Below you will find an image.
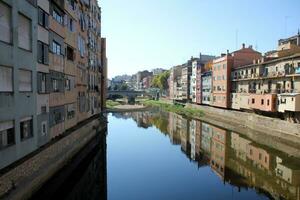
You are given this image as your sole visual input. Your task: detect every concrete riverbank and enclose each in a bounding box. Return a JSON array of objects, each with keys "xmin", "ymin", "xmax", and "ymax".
[
  {"xmin": 146, "ymin": 99, "xmax": 300, "ymax": 145},
  {"xmin": 0, "ymin": 116, "xmax": 107, "ymax": 200}
]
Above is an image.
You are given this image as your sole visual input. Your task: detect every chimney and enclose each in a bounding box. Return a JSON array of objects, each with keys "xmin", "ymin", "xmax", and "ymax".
[
  {"xmin": 242, "ymin": 43, "xmax": 245, "ymax": 49},
  {"xmin": 249, "ymin": 45, "xmax": 253, "ymax": 49},
  {"xmin": 221, "ymin": 53, "xmax": 226, "ymax": 57},
  {"xmin": 227, "ymin": 49, "xmax": 229, "ymax": 55}
]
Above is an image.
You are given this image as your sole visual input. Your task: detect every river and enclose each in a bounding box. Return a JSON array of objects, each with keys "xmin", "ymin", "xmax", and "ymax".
[{"xmin": 33, "ymin": 108, "xmax": 300, "ymax": 200}]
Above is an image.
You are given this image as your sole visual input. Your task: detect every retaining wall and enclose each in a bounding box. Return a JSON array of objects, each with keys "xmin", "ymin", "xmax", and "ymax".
[{"xmin": 0, "ymin": 117, "xmax": 107, "ymax": 200}]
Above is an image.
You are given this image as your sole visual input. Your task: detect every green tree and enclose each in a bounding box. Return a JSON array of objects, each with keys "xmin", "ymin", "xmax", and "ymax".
[{"xmin": 151, "ymin": 70, "xmax": 170, "ymax": 91}]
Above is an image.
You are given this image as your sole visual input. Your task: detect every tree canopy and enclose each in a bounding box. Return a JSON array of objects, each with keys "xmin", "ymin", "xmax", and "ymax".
[{"xmin": 151, "ymin": 71, "xmax": 170, "ymax": 91}]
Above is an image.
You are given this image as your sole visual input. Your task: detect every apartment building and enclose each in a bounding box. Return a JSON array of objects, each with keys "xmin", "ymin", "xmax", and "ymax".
[
  {"xmin": 201, "ymin": 71, "xmax": 212, "ymax": 105},
  {"xmin": 194, "ymin": 55, "xmax": 215, "ymax": 104},
  {"xmin": 212, "ymin": 45, "xmax": 261, "ymax": 108},
  {"xmin": 169, "ymin": 65, "xmax": 182, "ymax": 100},
  {"xmin": 0, "ymin": 0, "xmax": 106, "ymax": 170},
  {"xmin": 231, "ymin": 53, "xmax": 300, "ymax": 121},
  {"xmin": 0, "ymin": 0, "xmax": 38, "ymax": 170},
  {"xmin": 190, "ymin": 60, "xmax": 199, "ymax": 103}
]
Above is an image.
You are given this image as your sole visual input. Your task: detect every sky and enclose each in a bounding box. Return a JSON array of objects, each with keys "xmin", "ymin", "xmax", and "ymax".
[{"xmin": 100, "ymin": 0, "xmax": 300, "ymax": 78}]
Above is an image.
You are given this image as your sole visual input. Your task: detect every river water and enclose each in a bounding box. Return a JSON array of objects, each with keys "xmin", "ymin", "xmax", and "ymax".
[{"xmin": 34, "ymin": 108, "xmax": 300, "ymax": 200}]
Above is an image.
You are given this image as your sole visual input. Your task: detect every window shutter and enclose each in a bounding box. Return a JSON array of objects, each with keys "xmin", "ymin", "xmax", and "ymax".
[
  {"xmin": 19, "ymin": 70, "xmax": 32, "ymax": 92},
  {"xmin": 0, "ymin": 2, "xmax": 12, "ymax": 43},
  {"xmin": 44, "ymin": 44, "xmax": 49, "ymax": 65},
  {"xmin": 37, "ymin": 41, "xmax": 43, "ymax": 63},
  {"xmin": 45, "ymin": 73, "xmax": 52, "ymax": 93},
  {"xmin": 64, "ymin": 14, "xmax": 68, "ymax": 26},
  {"xmin": 45, "ymin": 13, "xmax": 49, "ymax": 28},
  {"xmin": 37, "ymin": 72, "xmax": 42, "ymax": 93},
  {"xmin": 18, "ymin": 14, "xmax": 31, "ymax": 51},
  {"xmin": 38, "ymin": 8, "xmax": 43, "ymax": 25},
  {"xmin": 0, "ymin": 66, "xmax": 13, "ymax": 92}
]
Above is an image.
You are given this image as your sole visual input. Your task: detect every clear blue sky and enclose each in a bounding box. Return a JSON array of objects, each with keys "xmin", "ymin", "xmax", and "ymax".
[{"xmin": 100, "ymin": 0, "xmax": 300, "ymax": 78}]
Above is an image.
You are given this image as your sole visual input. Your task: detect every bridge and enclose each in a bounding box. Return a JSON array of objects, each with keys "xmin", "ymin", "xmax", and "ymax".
[{"xmin": 107, "ymin": 89, "xmax": 160, "ymax": 104}]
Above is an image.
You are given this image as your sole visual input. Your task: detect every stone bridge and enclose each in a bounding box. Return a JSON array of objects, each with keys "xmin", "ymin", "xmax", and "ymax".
[{"xmin": 107, "ymin": 89, "xmax": 159, "ymax": 104}]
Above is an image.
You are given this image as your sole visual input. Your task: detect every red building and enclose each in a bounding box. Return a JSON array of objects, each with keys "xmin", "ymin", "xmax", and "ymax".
[{"xmin": 212, "ymin": 44, "xmax": 261, "ymax": 108}]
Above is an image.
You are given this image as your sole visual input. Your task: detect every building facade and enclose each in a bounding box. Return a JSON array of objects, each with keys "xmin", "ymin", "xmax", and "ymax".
[
  {"xmin": 0, "ymin": 0, "xmax": 106, "ymax": 170},
  {"xmin": 212, "ymin": 45, "xmax": 261, "ymax": 108}
]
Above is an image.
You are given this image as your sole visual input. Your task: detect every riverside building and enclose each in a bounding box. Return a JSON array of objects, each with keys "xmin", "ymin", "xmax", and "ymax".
[{"xmin": 0, "ymin": 0, "xmax": 107, "ymax": 170}]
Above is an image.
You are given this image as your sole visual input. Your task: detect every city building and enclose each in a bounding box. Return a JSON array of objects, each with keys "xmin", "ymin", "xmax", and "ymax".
[
  {"xmin": 0, "ymin": 0, "xmax": 39, "ymax": 170},
  {"xmin": 136, "ymin": 70, "xmax": 153, "ymax": 90},
  {"xmin": 169, "ymin": 65, "xmax": 182, "ymax": 100},
  {"xmin": 142, "ymin": 75, "xmax": 153, "ymax": 90},
  {"xmin": 201, "ymin": 71, "xmax": 212, "ymax": 105},
  {"xmin": 231, "ymin": 42, "xmax": 300, "ymax": 122},
  {"xmin": 0, "ymin": 0, "xmax": 106, "ymax": 170},
  {"xmin": 212, "ymin": 44, "xmax": 261, "ymax": 108}
]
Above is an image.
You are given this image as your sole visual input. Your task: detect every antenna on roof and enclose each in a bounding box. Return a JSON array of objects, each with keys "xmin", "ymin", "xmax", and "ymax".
[{"xmin": 235, "ymin": 29, "xmax": 238, "ymax": 50}]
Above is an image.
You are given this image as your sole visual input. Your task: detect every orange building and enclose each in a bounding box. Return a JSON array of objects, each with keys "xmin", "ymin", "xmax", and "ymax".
[{"xmin": 212, "ymin": 44, "xmax": 261, "ymax": 108}]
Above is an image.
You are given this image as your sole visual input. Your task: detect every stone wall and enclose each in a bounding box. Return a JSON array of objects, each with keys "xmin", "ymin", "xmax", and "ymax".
[
  {"xmin": 186, "ymin": 103, "xmax": 300, "ymax": 139},
  {"xmin": 0, "ymin": 118, "xmax": 107, "ymax": 200}
]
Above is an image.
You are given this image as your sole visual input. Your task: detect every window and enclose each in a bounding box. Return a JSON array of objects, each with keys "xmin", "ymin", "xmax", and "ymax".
[
  {"xmin": 68, "ymin": 17, "xmax": 74, "ymax": 32},
  {"xmin": 65, "ymin": 79, "xmax": 70, "ymax": 91},
  {"xmin": 54, "ymin": 110, "xmax": 63, "ymax": 124},
  {"xmin": 0, "ymin": 66, "xmax": 13, "ymax": 92},
  {"xmin": 53, "ymin": 9, "xmax": 63, "ymax": 24},
  {"xmin": 66, "ymin": 46, "xmax": 74, "ymax": 61},
  {"xmin": 20, "ymin": 117, "xmax": 33, "ymax": 141},
  {"xmin": 292, "ymin": 97, "xmax": 294, "ymax": 101},
  {"xmin": 41, "ymin": 121, "xmax": 47, "ymax": 136},
  {"xmin": 52, "ymin": 79, "xmax": 59, "ymax": 92},
  {"xmin": 66, "ymin": 104, "xmax": 75, "ymax": 119},
  {"xmin": 19, "ymin": 69, "xmax": 32, "ymax": 92},
  {"xmin": 41, "ymin": 106, "xmax": 47, "ymax": 114},
  {"xmin": 0, "ymin": 121, "xmax": 15, "ymax": 149},
  {"xmin": 38, "ymin": 8, "xmax": 49, "ymax": 28},
  {"xmin": 252, "ymin": 98, "xmax": 255, "ymax": 104},
  {"xmin": 259, "ymin": 153, "xmax": 262, "ymax": 160},
  {"xmin": 18, "ymin": 14, "xmax": 32, "ymax": 50},
  {"xmin": 68, "ymin": 0, "xmax": 75, "ymax": 10},
  {"xmin": 267, "ymin": 99, "xmax": 270, "ymax": 106},
  {"xmin": 0, "ymin": 2, "xmax": 12, "ymax": 43},
  {"xmin": 38, "ymin": 41, "xmax": 49, "ymax": 64},
  {"xmin": 52, "ymin": 41, "xmax": 61, "ymax": 55},
  {"xmin": 37, "ymin": 72, "xmax": 46, "ymax": 93},
  {"xmin": 250, "ymin": 149, "xmax": 253, "ymax": 155},
  {"xmin": 261, "ymin": 99, "xmax": 264, "ymax": 105},
  {"xmin": 78, "ymin": 35, "xmax": 85, "ymax": 57}
]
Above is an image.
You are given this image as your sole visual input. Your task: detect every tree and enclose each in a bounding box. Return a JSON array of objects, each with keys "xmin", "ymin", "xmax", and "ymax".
[{"xmin": 151, "ymin": 70, "xmax": 170, "ymax": 91}]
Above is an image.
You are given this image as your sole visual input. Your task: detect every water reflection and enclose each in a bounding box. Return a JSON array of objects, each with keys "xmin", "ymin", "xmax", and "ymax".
[{"xmin": 112, "ymin": 110, "xmax": 300, "ymax": 200}]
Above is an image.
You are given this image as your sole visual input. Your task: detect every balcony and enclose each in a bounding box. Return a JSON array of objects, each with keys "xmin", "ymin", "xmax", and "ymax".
[
  {"xmin": 277, "ymin": 93, "xmax": 300, "ymax": 112},
  {"xmin": 49, "ymin": 17, "xmax": 66, "ymax": 39},
  {"xmin": 49, "ymin": 53, "xmax": 64, "ymax": 72},
  {"xmin": 249, "ymin": 93, "xmax": 277, "ymax": 112}
]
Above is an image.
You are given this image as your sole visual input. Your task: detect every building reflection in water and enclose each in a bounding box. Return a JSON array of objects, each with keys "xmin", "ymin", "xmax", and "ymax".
[
  {"xmin": 112, "ymin": 110, "xmax": 300, "ymax": 200},
  {"xmin": 30, "ymin": 132, "xmax": 107, "ymax": 200}
]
